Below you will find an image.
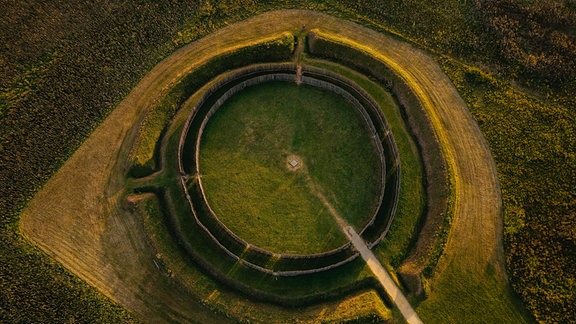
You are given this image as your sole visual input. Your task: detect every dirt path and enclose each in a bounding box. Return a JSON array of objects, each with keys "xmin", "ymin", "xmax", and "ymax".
[
  {"xmin": 20, "ymin": 9, "xmax": 514, "ymax": 322},
  {"xmin": 294, "ymin": 35, "xmax": 304, "ymax": 84},
  {"xmin": 296, "ymin": 64, "xmax": 303, "ymax": 84},
  {"xmin": 310, "ymin": 183, "xmax": 422, "ymax": 324}
]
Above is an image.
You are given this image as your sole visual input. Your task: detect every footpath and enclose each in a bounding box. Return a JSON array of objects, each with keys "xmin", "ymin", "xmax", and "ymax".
[
  {"xmin": 344, "ymin": 225, "xmax": 423, "ymax": 324},
  {"xmin": 309, "ymin": 184, "xmax": 423, "ymax": 324}
]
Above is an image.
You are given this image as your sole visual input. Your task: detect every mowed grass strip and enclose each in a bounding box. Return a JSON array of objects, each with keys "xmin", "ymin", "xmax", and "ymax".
[{"xmin": 199, "ymin": 81, "xmax": 381, "ymax": 254}]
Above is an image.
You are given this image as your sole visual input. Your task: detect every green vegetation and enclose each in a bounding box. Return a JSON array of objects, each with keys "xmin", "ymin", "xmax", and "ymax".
[
  {"xmin": 133, "ymin": 71, "xmax": 380, "ymax": 308},
  {"xmin": 136, "ymin": 192, "xmax": 391, "ymax": 321},
  {"xmin": 126, "ymin": 60, "xmax": 419, "ymax": 319},
  {"xmin": 306, "ymin": 31, "xmax": 448, "ymax": 277},
  {"xmin": 329, "ymin": 1, "xmax": 575, "ymax": 320},
  {"xmin": 2, "ymin": 0, "xmax": 574, "ymax": 322},
  {"xmin": 316, "ymin": 2, "xmax": 576, "ymax": 320},
  {"xmin": 329, "ymin": 0, "xmax": 576, "ymax": 93},
  {"xmin": 0, "ymin": 234, "xmax": 133, "ymax": 322},
  {"xmin": 199, "ymin": 81, "xmax": 380, "ymax": 253},
  {"xmin": 306, "ymin": 26, "xmax": 527, "ymax": 322}
]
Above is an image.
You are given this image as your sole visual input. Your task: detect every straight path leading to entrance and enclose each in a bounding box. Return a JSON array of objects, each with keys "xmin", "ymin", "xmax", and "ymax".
[
  {"xmin": 344, "ymin": 225, "xmax": 423, "ymax": 324},
  {"xmin": 309, "ymin": 183, "xmax": 422, "ymax": 324}
]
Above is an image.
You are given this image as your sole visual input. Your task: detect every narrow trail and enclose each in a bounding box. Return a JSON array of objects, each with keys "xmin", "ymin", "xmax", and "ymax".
[
  {"xmin": 296, "ymin": 64, "xmax": 303, "ymax": 84},
  {"xmin": 293, "ymin": 34, "xmax": 306, "ymax": 63},
  {"xmin": 308, "ymin": 182, "xmax": 422, "ymax": 324},
  {"xmin": 345, "ymin": 226, "xmax": 422, "ymax": 324},
  {"xmin": 294, "ymin": 35, "xmax": 304, "ymax": 84}
]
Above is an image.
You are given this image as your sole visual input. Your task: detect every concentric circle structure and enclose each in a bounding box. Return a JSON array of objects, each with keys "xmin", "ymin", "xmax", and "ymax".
[
  {"xmin": 178, "ymin": 63, "xmax": 400, "ymax": 276},
  {"xmin": 18, "ymin": 9, "xmax": 519, "ymax": 322}
]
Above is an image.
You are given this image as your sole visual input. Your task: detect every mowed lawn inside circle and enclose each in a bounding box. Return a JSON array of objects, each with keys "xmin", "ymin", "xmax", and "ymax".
[{"xmin": 199, "ymin": 81, "xmax": 382, "ymax": 254}]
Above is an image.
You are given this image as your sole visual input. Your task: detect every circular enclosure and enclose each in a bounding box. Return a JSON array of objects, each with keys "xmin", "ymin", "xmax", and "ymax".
[
  {"xmin": 198, "ymin": 81, "xmax": 382, "ymax": 254},
  {"xmin": 178, "ymin": 64, "xmax": 400, "ymax": 275}
]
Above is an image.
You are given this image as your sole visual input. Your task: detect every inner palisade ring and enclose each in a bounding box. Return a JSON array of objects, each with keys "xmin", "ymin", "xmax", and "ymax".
[
  {"xmin": 198, "ymin": 80, "xmax": 381, "ymax": 254},
  {"xmin": 179, "ymin": 64, "xmax": 399, "ymax": 275}
]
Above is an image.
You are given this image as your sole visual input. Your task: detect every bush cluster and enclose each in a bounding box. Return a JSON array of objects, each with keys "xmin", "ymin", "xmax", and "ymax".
[
  {"xmin": 331, "ymin": 0, "xmax": 576, "ymax": 92},
  {"xmin": 475, "ymin": 0, "xmax": 576, "ymax": 90}
]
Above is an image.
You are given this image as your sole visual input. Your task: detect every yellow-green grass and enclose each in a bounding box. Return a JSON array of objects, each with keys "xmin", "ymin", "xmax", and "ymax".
[
  {"xmin": 128, "ymin": 107, "xmax": 168, "ymax": 175},
  {"xmin": 199, "ymin": 81, "xmax": 381, "ymax": 254},
  {"xmin": 123, "ymin": 57, "xmax": 376, "ymax": 301},
  {"xmin": 19, "ymin": 10, "xmax": 525, "ymax": 322}
]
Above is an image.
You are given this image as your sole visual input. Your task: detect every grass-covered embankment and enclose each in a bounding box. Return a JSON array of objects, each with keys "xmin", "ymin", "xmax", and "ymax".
[
  {"xmin": 130, "ymin": 65, "xmax": 386, "ymax": 317},
  {"xmin": 128, "ymin": 33, "xmax": 295, "ymax": 177},
  {"xmin": 301, "ymin": 57, "xmax": 428, "ymax": 275},
  {"xmin": 306, "ymin": 29, "xmax": 448, "ymax": 282}
]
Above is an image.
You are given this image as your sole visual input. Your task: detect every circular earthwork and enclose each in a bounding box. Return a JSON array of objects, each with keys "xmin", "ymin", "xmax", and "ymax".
[{"xmin": 177, "ymin": 63, "xmax": 400, "ymax": 276}]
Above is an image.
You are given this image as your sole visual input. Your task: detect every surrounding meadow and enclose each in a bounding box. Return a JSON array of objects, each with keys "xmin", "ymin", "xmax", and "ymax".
[
  {"xmin": 1, "ymin": 0, "xmax": 574, "ymax": 322},
  {"xmin": 199, "ymin": 81, "xmax": 381, "ymax": 254}
]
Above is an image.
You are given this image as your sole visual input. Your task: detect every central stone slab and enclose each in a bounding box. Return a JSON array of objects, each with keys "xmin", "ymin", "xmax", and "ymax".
[{"xmin": 286, "ymin": 154, "xmax": 303, "ymax": 171}]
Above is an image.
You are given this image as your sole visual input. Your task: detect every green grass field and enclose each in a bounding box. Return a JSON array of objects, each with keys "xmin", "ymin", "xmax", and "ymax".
[
  {"xmin": 17, "ymin": 12, "xmax": 508, "ymax": 321},
  {"xmin": 199, "ymin": 81, "xmax": 381, "ymax": 254}
]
